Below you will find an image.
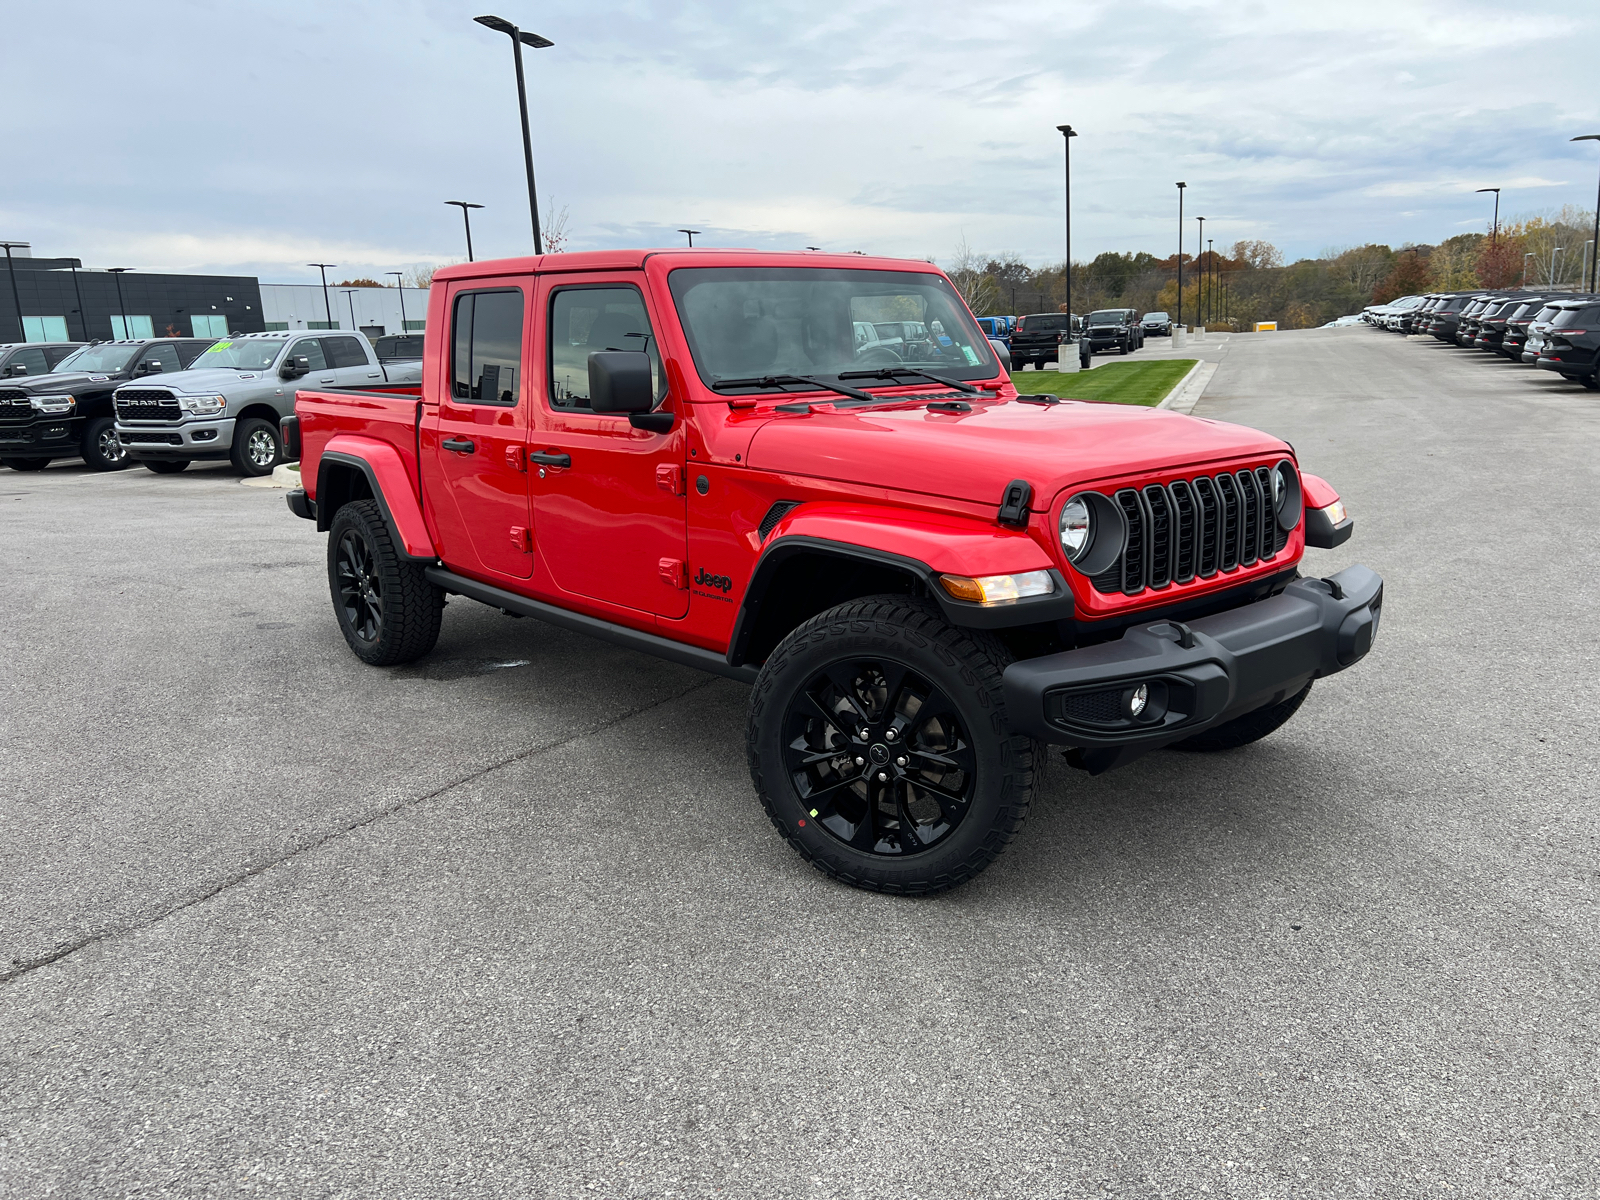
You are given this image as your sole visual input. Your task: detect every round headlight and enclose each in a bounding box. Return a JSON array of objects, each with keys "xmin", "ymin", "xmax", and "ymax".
[
  {"xmin": 1271, "ymin": 459, "xmax": 1302, "ymax": 531},
  {"xmin": 1059, "ymin": 496, "xmax": 1092, "ymax": 562}
]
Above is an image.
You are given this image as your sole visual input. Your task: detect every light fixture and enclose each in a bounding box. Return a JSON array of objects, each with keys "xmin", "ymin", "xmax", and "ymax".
[{"xmin": 938, "ymin": 570, "xmax": 1055, "ymax": 605}]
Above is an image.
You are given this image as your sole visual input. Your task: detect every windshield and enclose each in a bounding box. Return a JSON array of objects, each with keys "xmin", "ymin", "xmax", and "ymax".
[
  {"xmin": 188, "ymin": 338, "xmax": 288, "ymax": 371},
  {"xmin": 1144, "ymin": 312, "xmax": 1168, "ymax": 320},
  {"xmin": 53, "ymin": 344, "xmax": 139, "ymax": 373},
  {"xmin": 668, "ymin": 267, "xmax": 996, "ymax": 386}
]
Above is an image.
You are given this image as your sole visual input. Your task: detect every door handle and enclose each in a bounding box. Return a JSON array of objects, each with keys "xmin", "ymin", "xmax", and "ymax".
[
  {"xmin": 528, "ymin": 450, "xmax": 571, "ymax": 468},
  {"xmin": 442, "ymin": 438, "xmax": 476, "ymax": 453},
  {"xmin": 319, "ymin": 376, "xmax": 335, "ymax": 384}
]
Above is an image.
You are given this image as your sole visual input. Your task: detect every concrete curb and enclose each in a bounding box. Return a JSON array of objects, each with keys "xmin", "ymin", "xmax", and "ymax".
[
  {"xmin": 1158, "ymin": 361, "xmax": 1218, "ymax": 414},
  {"xmin": 240, "ymin": 463, "xmax": 301, "ymax": 490},
  {"xmin": 1156, "ymin": 359, "xmax": 1206, "ymax": 409}
]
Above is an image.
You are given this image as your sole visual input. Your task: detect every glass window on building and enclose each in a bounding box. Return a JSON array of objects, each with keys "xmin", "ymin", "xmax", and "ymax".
[
  {"xmin": 404, "ymin": 319, "xmax": 427, "ymax": 331},
  {"xmin": 308, "ymin": 320, "xmax": 338, "ymax": 330},
  {"xmin": 264, "ymin": 322, "xmax": 289, "ymax": 332},
  {"xmin": 191, "ymin": 314, "xmax": 229, "ymax": 337},
  {"xmin": 22, "ymin": 316, "xmax": 71, "ymax": 342},
  {"xmin": 111, "ymin": 315, "xmax": 155, "ymax": 339}
]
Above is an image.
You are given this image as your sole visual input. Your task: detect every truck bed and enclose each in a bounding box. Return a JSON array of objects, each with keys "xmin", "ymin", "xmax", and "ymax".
[{"xmin": 295, "ymin": 385, "xmax": 422, "ymax": 509}]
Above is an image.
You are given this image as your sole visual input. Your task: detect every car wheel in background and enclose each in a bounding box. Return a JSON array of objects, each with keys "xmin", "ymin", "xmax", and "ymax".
[
  {"xmin": 231, "ymin": 417, "xmax": 280, "ymax": 477},
  {"xmin": 143, "ymin": 460, "xmax": 189, "ymax": 474},
  {"xmin": 81, "ymin": 417, "xmax": 129, "ymax": 471},
  {"xmin": 1, "ymin": 457, "xmax": 50, "ymax": 471},
  {"xmin": 746, "ymin": 595, "xmax": 1036, "ymax": 895},
  {"xmin": 327, "ymin": 498, "xmax": 443, "ymax": 666},
  {"xmin": 1580, "ymin": 376, "xmax": 1599, "ymax": 391}
]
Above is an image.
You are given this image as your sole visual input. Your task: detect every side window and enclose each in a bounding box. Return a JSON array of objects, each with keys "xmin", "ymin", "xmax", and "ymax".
[
  {"xmin": 11, "ymin": 348, "xmax": 49, "ymax": 376},
  {"xmin": 143, "ymin": 344, "xmax": 183, "ymax": 373},
  {"xmin": 451, "ymin": 289, "xmax": 524, "ymax": 406},
  {"xmin": 548, "ymin": 286, "xmax": 663, "ymax": 410},
  {"xmin": 325, "ymin": 336, "xmax": 369, "ymax": 369},
  {"xmin": 289, "ymin": 338, "xmax": 328, "ymax": 371}
]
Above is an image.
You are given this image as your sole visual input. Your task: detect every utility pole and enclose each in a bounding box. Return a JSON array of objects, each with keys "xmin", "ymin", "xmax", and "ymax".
[
  {"xmin": 1057, "ymin": 124, "xmax": 1077, "ymax": 336},
  {"xmin": 386, "ymin": 271, "xmax": 408, "ymax": 331},
  {"xmin": 107, "ymin": 267, "xmax": 133, "ymax": 338},
  {"xmin": 1175, "ymin": 183, "xmax": 1186, "ymax": 330},
  {"xmin": 475, "ymin": 15, "xmax": 554, "ymax": 254},
  {"xmin": 308, "ymin": 264, "xmax": 336, "ymax": 328}
]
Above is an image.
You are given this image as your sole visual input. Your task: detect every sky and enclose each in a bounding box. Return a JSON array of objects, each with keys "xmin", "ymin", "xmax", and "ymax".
[{"xmin": 3, "ymin": 0, "xmax": 1598, "ymax": 285}]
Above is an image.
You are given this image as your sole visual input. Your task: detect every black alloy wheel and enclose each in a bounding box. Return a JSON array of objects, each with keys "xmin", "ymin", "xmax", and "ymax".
[
  {"xmin": 747, "ymin": 596, "xmax": 1035, "ymax": 894},
  {"xmin": 782, "ymin": 659, "xmax": 977, "ymax": 857},
  {"xmin": 336, "ymin": 524, "xmax": 384, "ymax": 646},
  {"xmin": 82, "ymin": 417, "xmax": 129, "ymax": 471}
]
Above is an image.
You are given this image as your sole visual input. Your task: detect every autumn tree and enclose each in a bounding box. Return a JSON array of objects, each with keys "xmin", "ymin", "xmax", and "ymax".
[
  {"xmin": 1372, "ymin": 251, "xmax": 1430, "ymax": 303},
  {"xmin": 335, "ymin": 278, "xmax": 384, "ymax": 288}
]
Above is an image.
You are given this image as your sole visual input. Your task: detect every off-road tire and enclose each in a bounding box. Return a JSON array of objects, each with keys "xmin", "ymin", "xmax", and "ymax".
[
  {"xmin": 328, "ymin": 498, "xmax": 443, "ymax": 666},
  {"xmin": 1171, "ymin": 680, "xmax": 1313, "ymax": 753},
  {"xmin": 747, "ymin": 595, "xmax": 1035, "ymax": 895},
  {"xmin": 1, "ymin": 457, "xmax": 50, "ymax": 471},
  {"xmin": 81, "ymin": 417, "xmax": 128, "ymax": 471},
  {"xmin": 232, "ymin": 416, "xmax": 280, "ymax": 476},
  {"xmin": 143, "ymin": 459, "xmax": 189, "ymax": 474}
]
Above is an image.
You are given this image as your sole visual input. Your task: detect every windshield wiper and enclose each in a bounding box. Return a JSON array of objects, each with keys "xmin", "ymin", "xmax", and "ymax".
[
  {"xmin": 836, "ymin": 367, "xmax": 981, "ymax": 395},
  {"xmin": 710, "ymin": 374, "xmax": 875, "ymax": 403}
]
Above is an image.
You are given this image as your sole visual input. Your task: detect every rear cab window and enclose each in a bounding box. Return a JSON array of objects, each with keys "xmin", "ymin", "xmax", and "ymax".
[{"xmin": 452, "ymin": 290, "xmax": 525, "ymax": 405}]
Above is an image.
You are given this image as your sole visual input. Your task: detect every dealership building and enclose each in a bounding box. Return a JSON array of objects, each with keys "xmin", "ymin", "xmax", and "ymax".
[{"xmin": 1, "ymin": 242, "xmax": 428, "ymax": 345}]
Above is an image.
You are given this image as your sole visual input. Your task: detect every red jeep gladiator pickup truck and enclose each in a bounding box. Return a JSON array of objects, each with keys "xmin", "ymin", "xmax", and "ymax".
[{"xmin": 284, "ymin": 249, "xmax": 1380, "ymax": 894}]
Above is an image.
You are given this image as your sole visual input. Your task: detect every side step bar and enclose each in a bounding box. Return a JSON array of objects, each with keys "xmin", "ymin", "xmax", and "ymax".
[{"xmin": 424, "ymin": 567, "xmax": 758, "ymax": 685}]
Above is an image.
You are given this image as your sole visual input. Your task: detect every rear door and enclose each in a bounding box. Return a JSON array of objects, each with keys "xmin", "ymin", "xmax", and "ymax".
[
  {"xmin": 433, "ymin": 280, "xmax": 534, "ymax": 581},
  {"xmin": 529, "ymin": 274, "xmax": 688, "ymax": 619},
  {"xmin": 324, "ymin": 334, "xmax": 384, "ymax": 387}
]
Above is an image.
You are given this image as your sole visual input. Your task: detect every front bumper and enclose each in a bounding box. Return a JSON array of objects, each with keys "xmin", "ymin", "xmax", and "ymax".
[
  {"xmin": 116, "ymin": 417, "xmax": 235, "ymax": 460},
  {"xmin": 1003, "ymin": 564, "xmax": 1383, "ymax": 769},
  {"xmin": 0, "ymin": 416, "xmax": 83, "ymax": 457}
]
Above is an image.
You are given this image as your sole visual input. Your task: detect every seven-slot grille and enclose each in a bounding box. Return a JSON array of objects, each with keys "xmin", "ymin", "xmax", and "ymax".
[
  {"xmin": 1090, "ymin": 466, "xmax": 1291, "ymax": 596},
  {"xmin": 0, "ymin": 387, "xmax": 31, "ymax": 418},
  {"xmin": 115, "ymin": 389, "xmax": 180, "ymax": 421}
]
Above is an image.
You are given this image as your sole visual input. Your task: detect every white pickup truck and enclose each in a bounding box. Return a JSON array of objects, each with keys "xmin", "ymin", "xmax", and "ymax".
[{"xmin": 112, "ymin": 330, "xmax": 423, "ymax": 476}]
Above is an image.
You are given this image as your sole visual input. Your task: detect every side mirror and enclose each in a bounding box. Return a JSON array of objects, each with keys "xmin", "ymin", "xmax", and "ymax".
[
  {"xmin": 587, "ymin": 351, "xmax": 653, "ymax": 414},
  {"xmin": 5, "ymin": 363, "xmax": 26, "ymax": 376},
  {"xmin": 280, "ymin": 355, "xmax": 310, "ymax": 380},
  {"xmin": 140, "ymin": 359, "xmax": 164, "ymax": 374}
]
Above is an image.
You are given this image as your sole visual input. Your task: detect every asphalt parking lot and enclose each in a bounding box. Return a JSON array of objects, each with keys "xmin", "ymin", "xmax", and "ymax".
[{"xmin": 3, "ymin": 328, "xmax": 1597, "ymax": 1198}]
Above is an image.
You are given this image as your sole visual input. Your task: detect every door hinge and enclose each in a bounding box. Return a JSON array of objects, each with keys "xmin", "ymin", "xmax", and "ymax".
[
  {"xmin": 510, "ymin": 525, "xmax": 533, "ymax": 552},
  {"xmin": 658, "ymin": 557, "xmax": 688, "ymax": 589},
  {"xmin": 506, "ymin": 445, "xmax": 526, "ymax": 471},
  {"xmin": 656, "ymin": 463, "xmax": 683, "ymax": 495}
]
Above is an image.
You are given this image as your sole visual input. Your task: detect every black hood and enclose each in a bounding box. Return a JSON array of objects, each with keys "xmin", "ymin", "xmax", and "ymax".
[{"xmin": 0, "ymin": 369, "xmax": 131, "ymax": 394}]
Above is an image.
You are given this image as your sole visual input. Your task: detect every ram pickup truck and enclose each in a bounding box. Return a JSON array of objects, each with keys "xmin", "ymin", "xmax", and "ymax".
[
  {"xmin": 1008, "ymin": 312, "xmax": 1076, "ymax": 369},
  {"xmin": 0, "ymin": 337, "xmax": 215, "ymax": 471},
  {"xmin": 113, "ymin": 329, "xmax": 423, "ymax": 476},
  {"xmin": 285, "ymin": 249, "xmax": 1382, "ymax": 895}
]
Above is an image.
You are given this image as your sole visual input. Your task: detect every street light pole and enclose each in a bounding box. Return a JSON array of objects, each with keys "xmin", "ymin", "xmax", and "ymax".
[
  {"xmin": 1176, "ymin": 183, "xmax": 1186, "ymax": 330},
  {"xmin": 1207, "ymin": 238, "xmax": 1214, "ymax": 324},
  {"xmin": 1523, "ymin": 252, "xmax": 1534, "ymax": 288},
  {"xmin": 1195, "ymin": 217, "xmax": 1205, "ymax": 324},
  {"xmin": 307, "ymin": 264, "xmax": 336, "ymax": 328},
  {"xmin": 1056, "ymin": 124, "xmax": 1077, "ymax": 336},
  {"xmin": 474, "ymin": 15, "xmax": 554, "ymax": 254},
  {"xmin": 107, "ymin": 267, "xmax": 132, "ymax": 339},
  {"xmin": 678, "ymin": 229, "xmax": 701, "ymax": 247},
  {"xmin": 1573, "ymin": 136, "xmax": 1600, "ymax": 292},
  {"xmin": 0, "ymin": 242, "xmax": 27, "ymax": 342},
  {"xmin": 343, "ymin": 290, "xmax": 358, "ymax": 332},
  {"xmin": 445, "ymin": 201, "xmax": 483, "ymax": 262},
  {"xmin": 1474, "ymin": 187, "xmax": 1501, "ymax": 244},
  {"xmin": 386, "ymin": 271, "xmax": 408, "ymax": 331}
]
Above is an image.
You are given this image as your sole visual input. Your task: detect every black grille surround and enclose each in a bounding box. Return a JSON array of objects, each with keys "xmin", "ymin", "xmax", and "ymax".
[
  {"xmin": 1088, "ymin": 465, "xmax": 1292, "ymax": 597},
  {"xmin": 115, "ymin": 389, "xmax": 181, "ymax": 422}
]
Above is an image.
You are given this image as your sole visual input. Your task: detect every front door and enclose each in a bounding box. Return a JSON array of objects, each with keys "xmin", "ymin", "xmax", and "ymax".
[
  {"xmin": 434, "ymin": 282, "xmax": 534, "ymax": 580},
  {"xmin": 530, "ymin": 275, "xmax": 688, "ymax": 619}
]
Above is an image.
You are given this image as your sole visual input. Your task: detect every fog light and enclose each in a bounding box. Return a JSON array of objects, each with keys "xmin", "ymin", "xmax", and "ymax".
[
  {"xmin": 939, "ymin": 570, "xmax": 1054, "ymax": 605},
  {"xmin": 1128, "ymin": 683, "xmax": 1148, "ymax": 717}
]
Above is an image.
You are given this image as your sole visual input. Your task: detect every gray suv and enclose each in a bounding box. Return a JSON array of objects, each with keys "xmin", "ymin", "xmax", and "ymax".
[{"xmin": 113, "ymin": 331, "xmax": 422, "ymax": 476}]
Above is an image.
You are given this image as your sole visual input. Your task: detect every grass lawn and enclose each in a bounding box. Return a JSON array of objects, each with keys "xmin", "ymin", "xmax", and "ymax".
[{"xmin": 1009, "ymin": 358, "xmax": 1197, "ymax": 406}]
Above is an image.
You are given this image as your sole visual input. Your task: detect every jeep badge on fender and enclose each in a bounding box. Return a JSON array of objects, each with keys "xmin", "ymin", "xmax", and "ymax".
[{"xmin": 286, "ymin": 248, "xmax": 1381, "ymax": 896}]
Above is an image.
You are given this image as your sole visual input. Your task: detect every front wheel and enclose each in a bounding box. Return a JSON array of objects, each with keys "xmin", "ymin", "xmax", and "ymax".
[
  {"xmin": 1171, "ymin": 680, "xmax": 1312, "ymax": 752},
  {"xmin": 81, "ymin": 417, "xmax": 129, "ymax": 471},
  {"xmin": 327, "ymin": 499, "xmax": 443, "ymax": 666},
  {"xmin": 1, "ymin": 457, "xmax": 50, "ymax": 471},
  {"xmin": 746, "ymin": 596, "xmax": 1035, "ymax": 894},
  {"xmin": 232, "ymin": 416, "xmax": 280, "ymax": 476}
]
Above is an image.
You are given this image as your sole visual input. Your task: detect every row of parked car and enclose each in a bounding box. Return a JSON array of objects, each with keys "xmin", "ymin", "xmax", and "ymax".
[
  {"xmin": 976, "ymin": 309, "xmax": 1175, "ymax": 370},
  {"xmin": 0, "ymin": 331, "xmax": 424, "ymax": 474},
  {"xmin": 1361, "ymin": 291, "xmax": 1600, "ymax": 390}
]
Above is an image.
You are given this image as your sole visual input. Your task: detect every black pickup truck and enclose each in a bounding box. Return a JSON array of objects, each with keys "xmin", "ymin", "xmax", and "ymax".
[
  {"xmin": 1009, "ymin": 312, "xmax": 1077, "ymax": 369},
  {"xmin": 0, "ymin": 337, "xmax": 215, "ymax": 471},
  {"xmin": 0, "ymin": 342, "xmax": 84, "ymax": 379}
]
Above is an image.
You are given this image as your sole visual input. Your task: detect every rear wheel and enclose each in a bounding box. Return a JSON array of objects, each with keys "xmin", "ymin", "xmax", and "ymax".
[
  {"xmin": 328, "ymin": 499, "xmax": 443, "ymax": 666},
  {"xmin": 81, "ymin": 417, "xmax": 129, "ymax": 471},
  {"xmin": 747, "ymin": 596, "xmax": 1035, "ymax": 894},
  {"xmin": 1, "ymin": 457, "xmax": 50, "ymax": 471},
  {"xmin": 232, "ymin": 416, "xmax": 280, "ymax": 476},
  {"xmin": 143, "ymin": 459, "xmax": 189, "ymax": 474},
  {"xmin": 1171, "ymin": 681, "xmax": 1313, "ymax": 752},
  {"xmin": 1578, "ymin": 375, "xmax": 1599, "ymax": 391}
]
